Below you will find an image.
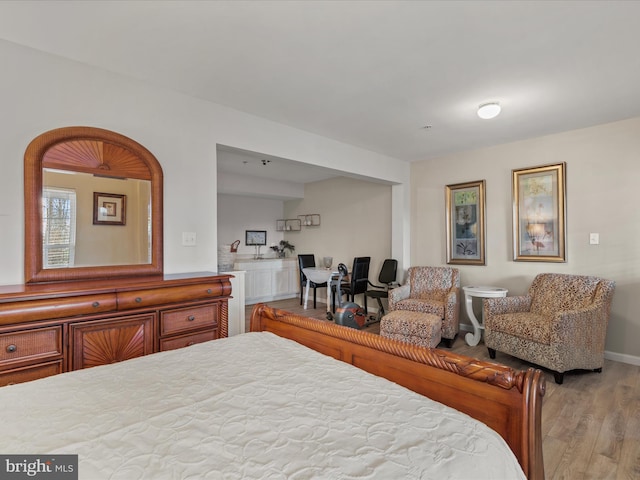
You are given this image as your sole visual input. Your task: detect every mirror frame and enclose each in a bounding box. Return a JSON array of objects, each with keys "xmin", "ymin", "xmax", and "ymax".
[{"xmin": 24, "ymin": 126, "xmax": 163, "ymax": 284}]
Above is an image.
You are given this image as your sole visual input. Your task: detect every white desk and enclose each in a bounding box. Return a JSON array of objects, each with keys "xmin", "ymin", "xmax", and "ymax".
[
  {"xmin": 302, "ymin": 267, "xmax": 338, "ymax": 312},
  {"xmin": 463, "ymin": 285, "xmax": 508, "ymax": 346}
]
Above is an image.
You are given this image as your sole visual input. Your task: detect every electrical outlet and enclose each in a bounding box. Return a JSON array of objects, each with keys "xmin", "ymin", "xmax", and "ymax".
[
  {"xmin": 182, "ymin": 232, "xmax": 197, "ymax": 246},
  {"xmin": 589, "ymin": 233, "xmax": 599, "ymax": 245}
]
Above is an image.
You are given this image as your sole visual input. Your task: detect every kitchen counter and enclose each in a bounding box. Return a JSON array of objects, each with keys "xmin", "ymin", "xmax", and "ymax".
[
  {"xmin": 233, "ymin": 257, "xmax": 298, "ymax": 304},
  {"xmin": 234, "ymin": 256, "xmax": 297, "ymax": 266}
]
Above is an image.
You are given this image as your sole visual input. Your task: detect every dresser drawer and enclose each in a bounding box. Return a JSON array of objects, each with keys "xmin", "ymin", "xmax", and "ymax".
[
  {"xmin": 0, "ymin": 326, "xmax": 63, "ymax": 366},
  {"xmin": 160, "ymin": 304, "xmax": 218, "ymax": 336},
  {"xmin": 159, "ymin": 330, "xmax": 216, "ymax": 352},
  {"xmin": 0, "ymin": 360, "xmax": 63, "ymax": 386},
  {"xmin": 70, "ymin": 314, "xmax": 155, "ymax": 370},
  {"xmin": 0, "ymin": 293, "xmax": 117, "ymax": 325},
  {"xmin": 118, "ymin": 283, "xmax": 224, "ymax": 310}
]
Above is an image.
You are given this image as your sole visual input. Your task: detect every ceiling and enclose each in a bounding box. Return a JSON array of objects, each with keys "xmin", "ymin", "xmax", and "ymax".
[
  {"xmin": 216, "ymin": 145, "xmax": 345, "ymax": 184},
  {"xmin": 2, "ymin": 1, "xmax": 640, "ymax": 183}
]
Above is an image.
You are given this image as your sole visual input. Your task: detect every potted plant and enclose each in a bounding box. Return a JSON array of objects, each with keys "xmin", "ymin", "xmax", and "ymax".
[{"xmin": 270, "ymin": 240, "xmax": 295, "ymax": 258}]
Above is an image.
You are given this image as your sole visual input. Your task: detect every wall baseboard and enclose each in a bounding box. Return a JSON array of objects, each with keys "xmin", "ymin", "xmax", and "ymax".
[
  {"xmin": 604, "ymin": 350, "xmax": 640, "ymax": 367},
  {"xmin": 459, "ymin": 324, "xmax": 473, "ymax": 333}
]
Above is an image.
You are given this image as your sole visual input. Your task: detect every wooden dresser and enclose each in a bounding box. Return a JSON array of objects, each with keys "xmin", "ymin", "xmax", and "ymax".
[{"xmin": 0, "ymin": 272, "xmax": 232, "ymax": 386}]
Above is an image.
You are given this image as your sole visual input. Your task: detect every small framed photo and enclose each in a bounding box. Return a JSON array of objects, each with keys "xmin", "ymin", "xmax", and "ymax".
[
  {"xmin": 93, "ymin": 192, "xmax": 126, "ymax": 226},
  {"xmin": 512, "ymin": 163, "xmax": 566, "ymax": 262},
  {"xmin": 445, "ymin": 180, "xmax": 486, "ymax": 265},
  {"xmin": 245, "ymin": 230, "xmax": 267, "ymax": 246}
]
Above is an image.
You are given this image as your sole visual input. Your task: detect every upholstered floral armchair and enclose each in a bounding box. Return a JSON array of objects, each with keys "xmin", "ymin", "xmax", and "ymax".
[
  {"xmin": 388, "ymin": 266, "xmax": 460, "ymax": 347},
  {"xmin": 484, "ymin": 273, "xmax": 615, "ymax": 384}
]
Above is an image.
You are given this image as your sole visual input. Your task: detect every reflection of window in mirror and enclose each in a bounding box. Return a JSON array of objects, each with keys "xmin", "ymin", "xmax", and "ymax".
[{"xmin": 42, "ymin": 187, "xmax": 77, "ymax": 268}]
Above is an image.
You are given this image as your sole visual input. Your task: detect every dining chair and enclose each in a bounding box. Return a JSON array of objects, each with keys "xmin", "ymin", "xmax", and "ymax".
[{"xmin": 298, "ymin": 254, "xmax": 326, "ymax": 309}]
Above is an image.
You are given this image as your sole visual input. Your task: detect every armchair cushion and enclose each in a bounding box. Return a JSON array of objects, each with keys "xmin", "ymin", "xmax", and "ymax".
[
  {"xmin": 393, "ymin": 298, "xmax": 444, "ymax": 319},
  {"xmin": 529, "ymin": 274, "xmax": 600, "ymax": 316},
  {"xmin": 487, "ymin": 312, "xmax": 551, "ymax": 345},
  {"xmin": 409, "ymin": 267, "xmax": 456, "ymax": 300}
]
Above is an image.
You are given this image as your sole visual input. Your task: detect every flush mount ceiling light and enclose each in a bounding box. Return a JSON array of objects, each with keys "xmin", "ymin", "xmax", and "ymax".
[{"xmin": 477, "ymin": 102, "xmax": 501, "ymax": 120}]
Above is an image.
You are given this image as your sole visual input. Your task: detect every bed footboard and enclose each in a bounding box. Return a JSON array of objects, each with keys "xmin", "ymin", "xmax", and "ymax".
[{"xmin": 250, "ymin": 303, "xmax": 545, "ymax": 480}]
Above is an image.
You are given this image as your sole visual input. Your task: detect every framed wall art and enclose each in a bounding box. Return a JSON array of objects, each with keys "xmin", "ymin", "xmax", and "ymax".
[
  {"xmin": 245, "ymin": 230, "xmax": 267, "ymax": 246},
  {"xmin": 512, "ymin": 163, "xmax": 566, "ymax": 262},
  {"xmin": 445, "ymin": 180, "xmax": 486, "ymax": 265},
  {"xmin": 93, "ymin": 192, "xmax": 126, "ymax": 226}
]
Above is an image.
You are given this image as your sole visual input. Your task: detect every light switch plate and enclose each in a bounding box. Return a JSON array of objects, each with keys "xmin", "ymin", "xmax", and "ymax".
[
  {"xmin": 589, "ymin": 233, "xmax": 599, "ymax": 245},
  {"xmin": 182, "ymin": 232, "xmax": 197, "ymax": 246}
]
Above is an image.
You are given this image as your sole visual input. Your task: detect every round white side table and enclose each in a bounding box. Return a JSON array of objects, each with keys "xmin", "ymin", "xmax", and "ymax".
[{"xmin": 462, "ymin": 285, "xmax": 508, "ymax": 346}]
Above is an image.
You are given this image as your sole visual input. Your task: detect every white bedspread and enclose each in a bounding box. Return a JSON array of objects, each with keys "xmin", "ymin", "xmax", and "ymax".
[{"xmin": 1, "ymin": 332, "xmax": 525, "ymax": 479}]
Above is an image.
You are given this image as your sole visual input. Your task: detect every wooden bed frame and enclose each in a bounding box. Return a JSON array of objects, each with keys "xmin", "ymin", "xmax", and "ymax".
[{"xmin": 250, "ymin": 304, "xmax": 546, "ymax": 480}]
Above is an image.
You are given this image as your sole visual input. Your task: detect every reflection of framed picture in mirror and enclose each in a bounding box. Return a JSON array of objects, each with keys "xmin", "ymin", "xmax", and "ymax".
[
  {"xmin": 94, "ymin": 192, "xmax": 126, "ymax": 225},
  {"xmin": 245, "ymin": 230, "xmax": 267, "ymax": 246}
]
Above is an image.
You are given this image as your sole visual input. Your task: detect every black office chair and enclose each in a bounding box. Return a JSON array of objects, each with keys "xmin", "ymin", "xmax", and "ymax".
[
  {"xmin": 364, "ymin": 259, "xmax": 398, "ymax": 320},
  {"xmin": 298, "ymin": 254, "xmax": 326, "ymax": 309},
  {"xmin": 331, "ymin": 256, "xmax": 370, "ymax": 313}
]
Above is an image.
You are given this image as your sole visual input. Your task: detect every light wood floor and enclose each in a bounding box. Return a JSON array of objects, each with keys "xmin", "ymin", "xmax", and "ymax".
[{"xmin": 246, "ymin": 298, "xmax": 640, "ymax": 480}]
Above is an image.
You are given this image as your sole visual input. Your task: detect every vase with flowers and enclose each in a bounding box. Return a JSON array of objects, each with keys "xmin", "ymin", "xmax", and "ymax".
[{"xmin": 270, "ymin": 240, "xmax": 295, "ymax": 258}]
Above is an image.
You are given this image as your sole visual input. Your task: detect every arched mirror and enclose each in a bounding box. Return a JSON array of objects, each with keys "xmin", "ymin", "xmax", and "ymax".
[{"xmin": 24, "ymin": 126, "xmax": 163, "ymax": 283}]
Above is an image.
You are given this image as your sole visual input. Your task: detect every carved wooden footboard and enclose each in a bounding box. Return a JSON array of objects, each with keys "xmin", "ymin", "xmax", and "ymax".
[{"xmin": 250, "ymin": 303, "xmax": 545, "ymax": 480}]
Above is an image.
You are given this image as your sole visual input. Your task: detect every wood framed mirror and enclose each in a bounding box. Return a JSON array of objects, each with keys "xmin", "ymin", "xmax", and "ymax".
[{"xmin": 24, "ymin": 126, "xmax": 163, "ymax": 284}]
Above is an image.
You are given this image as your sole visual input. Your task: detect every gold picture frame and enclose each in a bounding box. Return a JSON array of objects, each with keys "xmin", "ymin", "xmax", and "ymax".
[
  {"xmin": 445, "ymin": 180, "xmax": 486, "ymax": 265},
  {"xmin": 512, "ymin": 163, "xmax": 566, "ymax": 262}
]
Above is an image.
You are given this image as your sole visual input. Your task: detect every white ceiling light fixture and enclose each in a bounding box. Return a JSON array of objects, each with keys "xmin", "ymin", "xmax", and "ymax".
[{"xmin": 477, "ymin": 102, "xmax": 501, "ymax": 120}]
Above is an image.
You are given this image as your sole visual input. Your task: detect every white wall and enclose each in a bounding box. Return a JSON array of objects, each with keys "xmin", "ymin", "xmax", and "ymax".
[
  {"xmin": 0, "ymin": 40, "xmax": 410, "ymax": 286},
  {"xmin": 411, "ymin": 117, "xmax": 640, "ymax": 361},
  {"xmin": 283, "ymin": 177, "xmax": 393, "ymax": 278},
  {"xmin": 217, "ymin": 194, "xmax": 286, "ymax": 258},
  {"xmin": 217, "ymin": 171, "xmax": 304, "ymax": 200}
]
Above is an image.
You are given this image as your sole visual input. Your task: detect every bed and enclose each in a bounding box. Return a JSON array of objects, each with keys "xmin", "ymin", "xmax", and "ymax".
[{"xmin": 0, "ymin": 303, "xmax": 545, "ymax": 479}]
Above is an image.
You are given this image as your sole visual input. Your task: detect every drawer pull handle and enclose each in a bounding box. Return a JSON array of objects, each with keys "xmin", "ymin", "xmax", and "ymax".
[
  {"xmin": 92, "ymin": 301, "xmax": 100, "ymax": 308},
  {"xmin": 188, "ymin": 315, "xmax": 196, "ymax": 321},
  {"xmin": 186, "ymin": 342, "xmax": 195, "ymax": 346},
  {"xmin": 6, "ymin": 344, "xmax": 17, "ymax": 353},
  {"xmin": 207, "ymin": 289, "xmax": 212, "ymax": 294},
  {"xmin": 135, "ymin": 297, "xmax": 142, "ymax": 303}
]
